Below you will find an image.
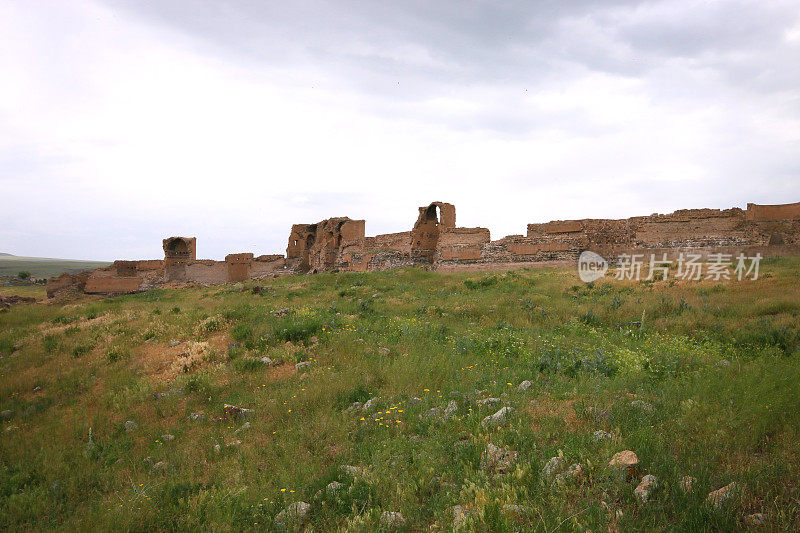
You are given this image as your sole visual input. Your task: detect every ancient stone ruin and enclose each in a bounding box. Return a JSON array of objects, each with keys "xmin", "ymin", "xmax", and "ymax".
[{"xmin": 47, "ymin": 200, "xmax": 800, "ymax": 297}]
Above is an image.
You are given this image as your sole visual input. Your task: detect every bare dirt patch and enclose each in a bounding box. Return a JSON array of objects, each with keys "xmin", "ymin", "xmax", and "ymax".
[{"xmin": 526, "ymin": 396, "xmax": 585, "ymax": 433}]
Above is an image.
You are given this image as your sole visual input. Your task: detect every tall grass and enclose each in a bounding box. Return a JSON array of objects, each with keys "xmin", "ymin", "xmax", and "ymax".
[{"xmin": 1, "ymin": 260, "xmax": 799, "ymax": 529}]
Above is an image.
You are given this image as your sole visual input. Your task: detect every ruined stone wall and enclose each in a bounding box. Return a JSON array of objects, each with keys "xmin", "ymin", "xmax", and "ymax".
[
  {"xmin": 85, "ymin": 274, "xmax": 143, "ymax": 294},
  {"xmin": 46, "ymin": 271, "xmax": 90, "ymax": 298},
  {"xmin": 437, "ymin": 228, "xmax": 490, "ymax": 261},
  {"xmin": 251, "ymin": 256, "xmax": 287, "ymax": 278},
  {"xmin": 524, "ymin": 208, "xmax": 790, "ymax": 251},
  {"xmin": 47, "ymin": 199, "xmax": 800, "ymax": 298},
  {"xmin": 183, "ymin": 261, "xmax": 228, "ymax": 285},
  {"xmin": 747, "ymin": 202, "xmax": 800, "ymax": 222},
  {"xmin": 364, "ymin": 232, "xmax": 412, "ymax": 252}
]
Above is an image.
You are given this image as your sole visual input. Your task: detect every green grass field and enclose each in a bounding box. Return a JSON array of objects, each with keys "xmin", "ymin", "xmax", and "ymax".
[
  {"xmin": 1, "ymin": 260, "xmax": 799, "ymax": 530},
  {"xmin": 0, "ymin": 253, "xmax": 110, "ymax": 279}
]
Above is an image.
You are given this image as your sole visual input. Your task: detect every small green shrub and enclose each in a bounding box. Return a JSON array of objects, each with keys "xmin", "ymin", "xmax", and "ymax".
[
  {"xmin": 0, "ymin": 339, "xmax": 15, "ymax": 354},
  {"xmin": 106, "ymin": 347, "xmax": 127, "ymax": 362},
  {"xmin": 464, "ymin": 276, "xmax": 498, "ymax": 289},
  {"xmin": 271, "ymin": 315, "xmax": 323, "ymax": 344},
  {"xmin": 43, "ymin": 334, "xmax": 59, "ymax": 353},
  {"xmin": 230, "ymin": 324, "xmax": 253, "ymax": 342},
  {"xmin": 232, "ymin": 358, "xmax": 264, "ymax": 372},
  {"xmin": 72, "ymin": 344, "xmax": 93, "ymax": 358}
]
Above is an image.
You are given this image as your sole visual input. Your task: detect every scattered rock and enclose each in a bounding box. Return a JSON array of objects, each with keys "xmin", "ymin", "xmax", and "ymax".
[
  {"xmin": 554, "ymin": 463, "xmax": 583, "ymax": 485},
  {"xmin": 476, "ymin": 397, "xmax": 501, "ymax": 407},
  {"xmin": 0, "ymin": 410, "xmax": 12, "ymax": 421},
  {"xmin": 480, "ymin": 443, "xmax": 518, "ymax": 474},
  {"xmin": 345, "ymin": 402, "xmax": 363, "ymax": 414},
  {"xmin": 362, "ymin": 397, "xmax": 379, "ymax": 413},
  {"xmin": 608, "ymin": 450, "xmax": 639, "ymax": 473},
  {"xmin": 717, "ymin": 359, "xmax": 731, "ymax": 368},
  {"xmin": 124, "ymin": 420, "xmax": 138, "ymax": 432},
  {"xmin": 299, "ymin": 372, "xmax": 309, "ymax": 381},
  {"xmin": 33, "ymin": 386, "xmax": 42, "ymax": 392},
  {"xmin": 225, "ymin": 439, "xmax": 242, "ymax": 447},
  {"xmin": 631, "ymin": 400, "xmax": 654, "ymax": 412},
  {"xmin": 325, "ymin": 481, "xmax": 344, "ymax": 495},
  {"xmin": 592, "ymin": 430, "xmax": 613, "ymax": 441},
  {"xmin": 0, "ymin": 295, "xmax": 36, "ymax": 309},
  {"xmin": 223, "ymin": 404, "xmax": 253, "ymax": 419},
  {"xmin": 502, "ymin": 504, "xmax": 532, "ymax": 518},
  {"xmin": 339, "ymin": 465, "xmax": 364, "ymax": 477},
  {"xmin": 213, "ymin": 444, "xmax": 222, "ymax": 453},
  {"xmin": 587, "ymin": 407, "xmax": 611, "ymax": 420},
  {"xmin": 377, "ymin": 347, "xmax": 390, "ymax": 356},
  {"xmin": 161, "ymin": 434, "xmax": 175, "ymax": 441},
  {"xmin": 421, "ymin": 407, "xmax": 441, "ymax": 419},
  {"xmin": 168, "ymin": 340, "xmax": 182, "ymax": 348},
  {"xmin": 481, "ymin": 406, "xmax": 515, "ymax": 427},
  {"xmin": 541, "ymin": 456, "xmax": 566, "ymax": 481},
  {"xmin": 274, "ymin": 308, "xmax": 290, "ymax": 317},
  {"xmin": 744, "ymin": 513, "xmax": 766, "ymax": 527},
  {"xmin": 452, "ymin": 505, "xmax": 470, "ymax": 528},
  {"xmin": 707, "ymin": 482, "xmax": 740, "ymax": 509},
  {"xmin": 680, "ymin": 475, "xmax": 696, "ymax": 493},
  {"xmin": 295, "ymin": 361, "xmax": 313, "ymax": 371},
  {"xmin": 151, "ymin": 461, "xmax": 167, "ymax": 473},
  {"xmin": 634, "ymin": 474, "xmax": 659, "ymax": 502},
  {"xmin": 443, "ymin": 400, "xmax": 458, "ymax": 419},
  {"xmin": 234, "ymin": 422, "xmax": 251, "ymax": 434},
  {"xmin": 518, "ymin": 380, "xmax": 532, "ymax": 391},
  {"xmin": 259, "ymin": 356, "xmax": 273, "ymax": 365},
  {"xmin": 189, "ymin": 412, "xmax": 206, "ymax": 421},
  {"xmin": 275, "ymin": 501, "xmax": 310, "ymax": 528},
  {"xmin": 380, "ymin": 511, "xmax": 406, "ymax": 529}
]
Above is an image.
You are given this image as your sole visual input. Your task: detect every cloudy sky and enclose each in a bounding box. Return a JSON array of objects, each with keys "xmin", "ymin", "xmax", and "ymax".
[{"xmin": 1, "ymin": 0, "xmax": 798, "ymax": 260}]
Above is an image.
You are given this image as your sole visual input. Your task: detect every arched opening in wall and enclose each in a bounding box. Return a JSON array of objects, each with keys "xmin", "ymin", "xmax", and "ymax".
[
  {"xmin": 412, "ymin": 203, "xmax": 443, "ymax": 261},
  {"xmin": 302, "ymin": 233, "xmax": 316, "ymax": 269},
  {"xmin": 336, "ymin": 234, "xmax": 342, "ymax": 248},
  {"xmin": 167, "ymin": 239, "xmax": 189, "ymax": 253},
  {"xmin": 166, "ymin": 239, "xmax": 188, "ymax": 254},
  {"xmin": 424, "ymin": 204, "xmax": 441, "ymax": 224}
]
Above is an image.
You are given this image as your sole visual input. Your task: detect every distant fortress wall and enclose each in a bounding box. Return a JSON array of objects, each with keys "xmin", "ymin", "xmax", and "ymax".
[
  {"xmin": 746, "ymin": 201, "xmax": 800, "ymax": 222},
  {"xmin": 47, "ymin": 200, "xmax": 800, "ymax": 297}
]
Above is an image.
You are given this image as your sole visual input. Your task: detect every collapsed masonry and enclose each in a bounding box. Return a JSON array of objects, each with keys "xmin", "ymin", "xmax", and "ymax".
[{"xmin": 47, "ymin": 200, "xmax": 800, "ymax": 297}]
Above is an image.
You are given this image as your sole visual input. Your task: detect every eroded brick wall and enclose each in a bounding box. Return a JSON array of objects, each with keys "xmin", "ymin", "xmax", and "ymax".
[{"xmin": 47, "ymin": 200, "xmax": 800, "ymax": 297}]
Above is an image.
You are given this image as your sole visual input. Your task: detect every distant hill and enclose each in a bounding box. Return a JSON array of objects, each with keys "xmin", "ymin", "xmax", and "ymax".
[{"xmin": 0, "ymin": 254, "xmax": 111, "ymax": 278}]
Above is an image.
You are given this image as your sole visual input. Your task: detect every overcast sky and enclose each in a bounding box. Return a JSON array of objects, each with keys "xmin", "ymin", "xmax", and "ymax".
[{"xmin": 1, "ymin": 0, "xmax": 799, "ymax": 260}]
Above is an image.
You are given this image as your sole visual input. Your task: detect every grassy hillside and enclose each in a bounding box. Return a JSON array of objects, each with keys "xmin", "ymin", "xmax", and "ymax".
[
  {"xmin": 0, "ymin": 254, "xmax": 110, "ymax": 278},
  {"xmin": 1, "ymin": 260, "xmax": 799, "ymax": 530}
]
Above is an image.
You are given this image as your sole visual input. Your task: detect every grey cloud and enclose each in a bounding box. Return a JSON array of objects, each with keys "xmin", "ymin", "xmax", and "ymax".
[{"xmin": 2, "ymin": 1, "xmax": 798, "ymax": 260}]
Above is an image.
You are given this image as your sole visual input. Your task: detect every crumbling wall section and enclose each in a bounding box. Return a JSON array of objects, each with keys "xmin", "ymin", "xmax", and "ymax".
[
  {"xmin": 47, "ymin": 199, "xmax": 800, "ymax": 297},
  {"xmin": 747, "ymin": 202, "xmax": 800, "ymax": 221}
]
